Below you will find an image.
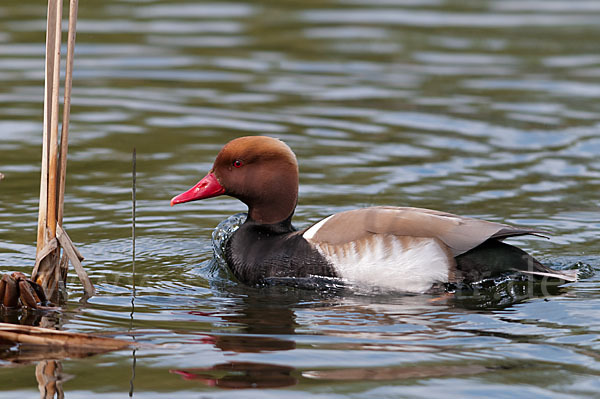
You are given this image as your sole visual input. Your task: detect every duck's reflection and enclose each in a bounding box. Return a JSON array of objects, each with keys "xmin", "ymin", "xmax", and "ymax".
[
  {"xmin": 173, "ymin": 279, "xmax": 572, "ymax": 389},
  {"xmin": 188, "ymin": 284, "xmax": 330, "ymax": 352},
  {"xmin": 170, "ymin": 361, "xmax": 296, "ymax": 389},
  {"xmin": 197, "ymin": 333, "xmax": 295, "ymax": 353},
  {"xmin": 172, "ymin": 286, "xmax": 330, "ymax": 388}
]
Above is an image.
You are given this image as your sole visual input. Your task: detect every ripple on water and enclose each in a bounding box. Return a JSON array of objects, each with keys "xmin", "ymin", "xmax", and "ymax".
[{"xmin": 1, "ymin": 0, "xmax": 600, "ymax": 397}]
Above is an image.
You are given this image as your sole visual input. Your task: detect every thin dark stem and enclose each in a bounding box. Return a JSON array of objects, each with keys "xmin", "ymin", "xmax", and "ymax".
[
  {"xmin": 129, "ymin": 147, "xmax": 137, "ymax": 397},
  {"xmin": 129, "ymin": 348, "xmax": 137, "ymax": 397},
  {"xmin": 132, "ymin": 147, "xmax": 136, "ymax": 296}
]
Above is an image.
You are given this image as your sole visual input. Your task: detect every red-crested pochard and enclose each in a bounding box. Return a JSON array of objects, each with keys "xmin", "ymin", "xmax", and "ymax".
[{"xmin": 171, "ymin": 136, "xmax": 577, "ymax": 292}]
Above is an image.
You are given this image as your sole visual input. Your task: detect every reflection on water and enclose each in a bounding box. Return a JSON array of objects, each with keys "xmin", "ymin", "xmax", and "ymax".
[
  {"xmin": 1, "ymin": 0, "xmax": 599, "ymax": 397},
  {"xmin": 171, "ymin": 361, "xmax": 297, "ymax": 389}
]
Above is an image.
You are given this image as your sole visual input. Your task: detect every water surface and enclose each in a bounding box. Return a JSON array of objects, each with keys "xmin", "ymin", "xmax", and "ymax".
[{"xmin": 1, "ymin": 0, "xmax": 599, "ymax": 397}]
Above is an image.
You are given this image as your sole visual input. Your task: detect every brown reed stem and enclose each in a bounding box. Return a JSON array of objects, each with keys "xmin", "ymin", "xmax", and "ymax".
[
  {"xmin": 57, "ymin": 0, "xmax": 78, "ymax": 226},
  {"xmin": 33, "ymin": 0, "xmax": 63, "ymax": 303},
  {"xmin": 34, "ymin": 0, "xmax": 93, "ymax": 301},
  {"xmin": 46, "ymin": 0, "xmax": 63, "ymax": 240},
  {"xmin": 36, "ymin": 0, "xmax": 60, "ymax": 253}
]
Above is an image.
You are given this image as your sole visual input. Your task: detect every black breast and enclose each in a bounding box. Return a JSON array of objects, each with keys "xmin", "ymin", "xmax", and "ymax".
[{"xmin": 224, "ymin": 218, "xmax": 335, "ymax": 285}]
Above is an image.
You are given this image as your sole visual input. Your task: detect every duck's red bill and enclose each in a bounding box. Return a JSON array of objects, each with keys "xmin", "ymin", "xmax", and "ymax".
[{"xmin": 170, "ymin": 173, "xmax": 225, "ymax": 206}]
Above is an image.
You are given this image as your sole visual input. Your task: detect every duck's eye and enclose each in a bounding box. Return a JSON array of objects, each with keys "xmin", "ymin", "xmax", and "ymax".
[{"xmin": 233, "ymin": 159, "xmax": 243, "ymax": 168}]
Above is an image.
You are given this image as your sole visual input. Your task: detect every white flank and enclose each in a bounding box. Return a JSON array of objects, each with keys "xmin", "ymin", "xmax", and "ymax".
[
  {"xmin": 312, "ymin": 235, "xmax": 450, "ymax": 293},
  {"xmin": 302, "ymin": 214, "xmax": 334, "ymax": 240}
]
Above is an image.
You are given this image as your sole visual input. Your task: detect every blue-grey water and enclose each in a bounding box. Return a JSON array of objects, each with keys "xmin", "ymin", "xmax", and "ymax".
[{"xmin": 1, "ymin": 0, "xmax": 599, "ymax": 397}]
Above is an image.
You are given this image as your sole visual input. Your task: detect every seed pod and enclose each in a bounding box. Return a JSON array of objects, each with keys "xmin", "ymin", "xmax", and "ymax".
[
  {"xmin": 2, "ymin": 274, "xmax": 19, "ymax": 308},
  {"xmin": 19, "ymin": 280, "xmax": 39, "ymax": 309},
  {"xmin": 11, "ymin": 272, "xmax": 28, "ymax": 282},
  {"xmin": 28, "ymin": 279, "xmax": 47, "ymax": 305}
]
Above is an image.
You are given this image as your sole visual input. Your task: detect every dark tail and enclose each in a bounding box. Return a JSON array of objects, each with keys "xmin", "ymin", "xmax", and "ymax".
[{"xmin": 455, "ymin": 239, "xmax": 577, "ymax": 283}]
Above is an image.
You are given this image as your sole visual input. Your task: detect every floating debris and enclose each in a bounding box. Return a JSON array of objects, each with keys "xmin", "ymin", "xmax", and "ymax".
[{"xmin": 0, "ymin": 322, "xmax": 132, "ymax": 364}]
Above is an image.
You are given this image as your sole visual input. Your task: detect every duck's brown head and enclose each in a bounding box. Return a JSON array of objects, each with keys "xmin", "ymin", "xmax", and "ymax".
[{"xmin": 171, "ymin": 136, "xmax": 299, "ymax": 225}]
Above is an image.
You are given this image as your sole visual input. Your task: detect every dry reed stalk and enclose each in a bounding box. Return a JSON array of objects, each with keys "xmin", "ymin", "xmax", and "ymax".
[
  {"xmin": 34, "ymin": 0, "xmax": 62, "ymax": 302},
  {"xmin": 33, "ymin": 0, "xmax": 94, "ymax": 301},
  {"xmin": 0, "ymin": 323, "xmax": 132, "ymax": 351},
  {"xmin": 57, "ymin": 0, "xmax": 79, "ymax": 226},
  {"xmin": 36, "ymin": 0, "xmax": 59, "ymax": 253},
  {"xmin": 46, "ymin": 0, "xmax": 63, "ymax": 239},
  {"xmin": 56, "ymin": 0, "xmax": 80, "ymax": 296},
  {"xmin": 57, "ymin": 225, "xmax": 95, "ymax": 296},
  {"xmin": 0, "ymin": 0, "xmax": 113, "ymax": 367}
]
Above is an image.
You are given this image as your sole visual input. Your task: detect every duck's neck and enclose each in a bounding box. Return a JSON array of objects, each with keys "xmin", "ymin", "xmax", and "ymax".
[
  {"xmin": 248, "ymin": 207, "xmax": 295, "ymax": 226},
  {"xmin": 246, "ymin": 188, "xmax": 298, "ymax": 226},
  {"xmin": 244, "ymin": 212, "xmax": 295, "ymax": 233}
]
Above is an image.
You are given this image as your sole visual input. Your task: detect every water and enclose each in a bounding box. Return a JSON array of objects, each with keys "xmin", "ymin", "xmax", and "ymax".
[{"xmin": 1, "ymin": 0, "xmax": 599, "ymax": 397}]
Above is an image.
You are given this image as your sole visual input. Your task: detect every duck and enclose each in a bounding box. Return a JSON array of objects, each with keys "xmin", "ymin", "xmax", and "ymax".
[{"xmin": 171, "ymin": 136, "xmax": 577, "ymax": 292}]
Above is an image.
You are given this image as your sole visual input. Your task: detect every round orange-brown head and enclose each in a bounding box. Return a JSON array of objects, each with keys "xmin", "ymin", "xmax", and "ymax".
[{"xmin": 171, "ymin": 136, "xmax": 299, "ymax": 224}]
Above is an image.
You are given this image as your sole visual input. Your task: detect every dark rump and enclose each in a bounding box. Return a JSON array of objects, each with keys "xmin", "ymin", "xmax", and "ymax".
[{"xmin": 455, "ymin": 239, "xmax": 577, "ymax": 283}]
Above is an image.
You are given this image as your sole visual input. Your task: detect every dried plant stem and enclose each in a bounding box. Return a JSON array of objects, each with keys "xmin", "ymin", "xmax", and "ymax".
[
  {"xmin": 34, "ymin": 0, "xmax": 94, "ymax": 302},
  {"xmin": 46, "ymin": 0, "xmax": 63, "ymax": 240},
  {"xmin": 36, "ymin": 0, "xmax": 61, "ymax": 253},
  {"xmin": 0, "ymin": 322, "xmax": 131, "ymax": 351},
  {"xmin": 34, "ymin": 0, "xmax": 63, "ymax": 302},
  {"xmin": 57, "ymin": 225, "xmax": 94, "ymax": 297},
  {"xmin": 58, "ymin": 0, "xmax": 78, "ymax": 226}
]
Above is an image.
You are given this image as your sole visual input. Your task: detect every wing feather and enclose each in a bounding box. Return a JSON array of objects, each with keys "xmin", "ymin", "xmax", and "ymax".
[{"xmin": 304, "ymin": 206, "xmax": 546, "ymax": 257}]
